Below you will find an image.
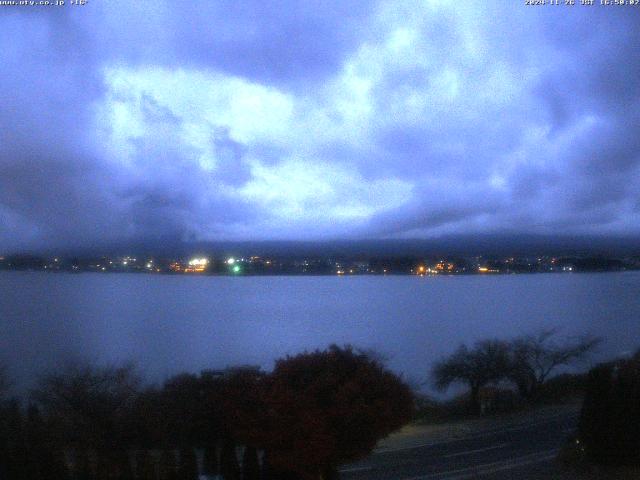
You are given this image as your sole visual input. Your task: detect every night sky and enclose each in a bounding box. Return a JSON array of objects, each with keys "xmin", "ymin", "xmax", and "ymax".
[{"xmin": 1, "ymin": 1, "xmax": 639, "ymax": 251}]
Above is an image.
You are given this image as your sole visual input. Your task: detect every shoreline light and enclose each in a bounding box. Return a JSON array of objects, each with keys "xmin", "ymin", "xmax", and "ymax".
[
  {"xmin": 188, "ymin": 258, "xmax": 209, "ymax": 266},
  {"xmin": 185, "ymin": 257, "xmax": 209, "ymax": 273}
]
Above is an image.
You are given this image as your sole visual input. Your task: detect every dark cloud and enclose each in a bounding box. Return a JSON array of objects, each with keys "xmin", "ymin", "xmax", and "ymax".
[{"xmin": 166, "ymin": 0, "xmax": 378, "ymax": 87}]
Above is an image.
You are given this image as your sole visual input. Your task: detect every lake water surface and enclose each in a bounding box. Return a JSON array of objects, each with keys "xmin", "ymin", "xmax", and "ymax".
[{"xmin": 1, "ymin": 271, "xmax": 638, "ymax": 392}]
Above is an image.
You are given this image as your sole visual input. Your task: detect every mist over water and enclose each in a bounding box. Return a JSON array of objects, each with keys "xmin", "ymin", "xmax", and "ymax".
[{"xmin": 1, "ymin": 271, "xmax": 638, "ymax": 394}]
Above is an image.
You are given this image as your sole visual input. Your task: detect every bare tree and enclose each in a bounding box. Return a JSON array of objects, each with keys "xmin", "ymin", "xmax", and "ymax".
[
  {"xmin": 509, "ymin": 329, "xmax": 601, "ymax": 399},
  {"xmin": 432, "ymin": 340, "xmax": 511, "ymax": 414},
  {"xmin": 31, "ymin": 362, "xmax": 141, "ymax": 449}
]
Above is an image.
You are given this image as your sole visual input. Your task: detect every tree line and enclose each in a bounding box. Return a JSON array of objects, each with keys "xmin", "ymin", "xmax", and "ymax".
[
  {"xmin": 0, "ymin": 330, "xmax": 618, "ymax": 478},
  {"xmin": 0, "ymin": 345, "xmax": 414, "ymax": 480},
  {"xmin": 431, "ymin": 329, "xmax": 601, "ymax": 414}
]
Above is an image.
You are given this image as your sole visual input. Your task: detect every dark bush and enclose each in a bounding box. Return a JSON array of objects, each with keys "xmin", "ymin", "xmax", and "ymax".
[
  {"xmin": 235, "ymin": 345, "xmax": 414, "ymax": 478},
  {"xmin": 533, "ymin": 373, "xmax": 587, "ymax": 404},
  {"xmin": 242, "ymin": 446, "xmax": 260, "ymax": 480},
  {"xmin": 220, "ymin": 440, "xmax": 240, "ymax": 480},
  {"xmin": 135, "ymin": 450, "xmax": 155, "ymax": 480},
  {"xmin": 158, "ymin": 449, "xmax": 178, "ymax": 480},
  {"xmin": 201, "ymin": 444, "xmax": 218, "ymax": 477},
  {"xmin": 176, "ymin": 447, "xmax": 198, "ymax": 480},
  {"xmin": 579, "ymin": 351, "xmax": 640, "ymax": 466}
]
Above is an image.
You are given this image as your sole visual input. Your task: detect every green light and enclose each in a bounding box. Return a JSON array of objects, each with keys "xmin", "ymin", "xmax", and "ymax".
[{"xmin": 232, "ymin": 265, "xmax": 241, "ymax": 273}]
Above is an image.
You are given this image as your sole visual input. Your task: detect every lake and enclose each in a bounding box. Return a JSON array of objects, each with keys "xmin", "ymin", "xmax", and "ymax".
[{"xmin": 1, "ymin": 271, "xmax": 638, "ymax": 393}]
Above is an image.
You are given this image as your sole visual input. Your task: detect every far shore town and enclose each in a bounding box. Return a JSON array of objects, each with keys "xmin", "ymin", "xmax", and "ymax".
[{"xmin": 1, "ymin": 252, "xmax": 638, "ymax": 276}]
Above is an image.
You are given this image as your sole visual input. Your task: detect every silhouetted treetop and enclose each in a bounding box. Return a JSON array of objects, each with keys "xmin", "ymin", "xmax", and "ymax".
[{"xmin": 235, "ymin": 345, "xmax": 414, "ymax": 479}]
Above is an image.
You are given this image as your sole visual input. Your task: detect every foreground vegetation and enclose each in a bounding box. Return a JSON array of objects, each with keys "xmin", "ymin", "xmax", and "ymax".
[
  {"xmin": 1, "ymin": 330, "xmax": 637, "ymax": 479},
  {"xmin": 551, "ymin": 348, "xmax": 640, "ymax": 477},
  {"xmin": 0, "ymin": 346, "xmax": 414, "ymax": 480}
]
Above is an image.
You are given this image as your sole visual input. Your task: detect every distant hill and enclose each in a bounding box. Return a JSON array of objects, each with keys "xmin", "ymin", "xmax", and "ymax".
[{"xmin": 15, "ymin": 233, "xmax": 639, "ymax": 259}]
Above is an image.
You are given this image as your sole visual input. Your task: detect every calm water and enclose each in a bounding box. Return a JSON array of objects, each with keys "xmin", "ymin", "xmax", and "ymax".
[{"xmin": 1, "ymin": 271, "xmax": 638, "ymax": 392}]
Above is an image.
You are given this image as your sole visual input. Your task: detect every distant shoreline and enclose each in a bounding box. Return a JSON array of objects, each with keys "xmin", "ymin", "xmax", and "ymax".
[{"xmin": 0, "ymin": 269, "xmax": 636, "ymax": 277}]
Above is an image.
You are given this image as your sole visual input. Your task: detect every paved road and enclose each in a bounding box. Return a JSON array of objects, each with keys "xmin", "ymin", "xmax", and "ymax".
[{"xmin": 340, "ymin": 411, "xmax": 579, "ymax": 480}]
